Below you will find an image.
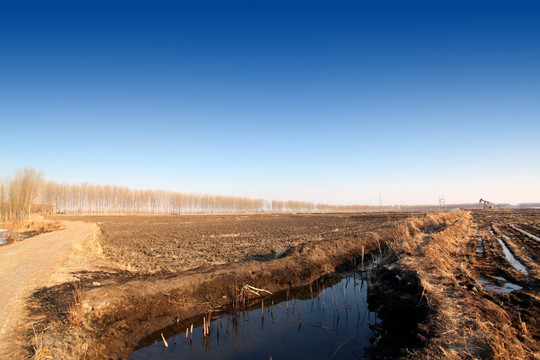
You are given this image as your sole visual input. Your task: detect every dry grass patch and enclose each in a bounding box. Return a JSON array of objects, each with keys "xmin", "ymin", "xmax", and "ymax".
[
  {"xmin": 68, "ymin": 282, "xmax": 84, "ymax": 328},
  {"xmin": 31, "ymin": 325, "xmax": 51, "ymax": 360},
  {"xmin": 0, "ymin": 216, "xmax": 64, "ymax": 243},
  {"xmin": 8, "ymin": 218, "xmax": 64, "ymax": 233}
]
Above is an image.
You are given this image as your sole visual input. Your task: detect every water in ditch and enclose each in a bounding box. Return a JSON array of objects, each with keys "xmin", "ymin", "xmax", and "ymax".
[
  {"xmin": 128, "ymin": 271, "xmax": 380, "ymax": 360},
  {"xmin": 0, "ymin": 229, "xmax": 8, "ymax": 246}
]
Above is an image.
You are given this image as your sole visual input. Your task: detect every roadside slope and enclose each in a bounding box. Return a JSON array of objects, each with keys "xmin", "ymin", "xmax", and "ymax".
[{"xmin": 0, "ymin": 221, "xmax": 95, "ymax": 358}]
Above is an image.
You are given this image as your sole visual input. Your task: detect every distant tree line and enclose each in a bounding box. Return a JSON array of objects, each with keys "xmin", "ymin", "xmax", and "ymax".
[
  {"xmin": 1, "ymin": 168, "xmax": 383, "ymax": 219},
  {"xmin": 40, "ymin": 181, "xmax": 266, "ymax": 214},
  {"xmin": 39, "ymin": 182, "xmax": 380, "ymax": 214}
]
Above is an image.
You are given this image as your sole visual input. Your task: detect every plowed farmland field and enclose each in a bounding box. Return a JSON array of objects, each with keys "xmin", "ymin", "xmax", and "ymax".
[{"xmin": 54, "ymin": 212, "xmax": 416, "ymax": 273}]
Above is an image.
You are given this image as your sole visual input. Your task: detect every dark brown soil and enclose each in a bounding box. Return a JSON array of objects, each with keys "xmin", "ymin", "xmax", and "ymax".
[{"xmin": 52, "ymin": 212, "xmax": 415, "ymax": 273}]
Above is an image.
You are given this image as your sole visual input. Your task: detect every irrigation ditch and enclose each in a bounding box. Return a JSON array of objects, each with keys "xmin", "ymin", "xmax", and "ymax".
[
  {"xmin": 129, "ymin": 268, "xmax": 382, "ymax": 359},
  {"xmin": 127, "ymin": 251, "xmax": 432, "ymax": 360}
]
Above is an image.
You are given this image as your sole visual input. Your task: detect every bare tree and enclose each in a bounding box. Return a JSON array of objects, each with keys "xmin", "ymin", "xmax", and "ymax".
[
  {"xmin": 2, "ymin": 168, "xmax": 43, "ymax": 221},
  {"xmin": 0, "ymin": 182, "xmax": 6, "ymax": 221}
]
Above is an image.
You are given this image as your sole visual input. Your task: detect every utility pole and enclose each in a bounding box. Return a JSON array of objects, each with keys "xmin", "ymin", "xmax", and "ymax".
[
  {"xmin": 379, "ymin": 192, "xmax": 382, "ymax": 207},
  {"xmin": 439, "ymin": 196, "xmax": 446, "ymax": 210}
]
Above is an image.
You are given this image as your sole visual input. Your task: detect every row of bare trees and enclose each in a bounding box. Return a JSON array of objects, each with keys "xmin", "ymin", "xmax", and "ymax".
[
  {"xmin": 1, "ymin": 168, "xmax": 384, "ymax": 218},
  {"xmin": 39, "ymin": 182, "xmax": 384, "ymax": 214},
  {"xmin": 40, "ymin": 181, "xmax": 267, "ymax": 214}
]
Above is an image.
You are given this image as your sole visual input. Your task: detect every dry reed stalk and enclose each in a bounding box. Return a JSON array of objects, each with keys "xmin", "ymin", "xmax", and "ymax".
[
  {"xmin": 160, "ymin": 333, "xmax": 168, "ymax": 348},
  {"xmin": 242, "ymin": 284, "xmax": 272, "ymax": 296},
  {"xmin": 331, "ymin": 337, "xmax": 352, "ymax": 359},
  {"xmin": 203, "ymin": 317, "xmax": 206, "ymax": 337},
  {"xmin": 31, "ymin": 325, "xmax": 51, "ymax": 360},
  {"xmin": 361, "ymin": 246, "xmax": 364, "ymax": 270}
]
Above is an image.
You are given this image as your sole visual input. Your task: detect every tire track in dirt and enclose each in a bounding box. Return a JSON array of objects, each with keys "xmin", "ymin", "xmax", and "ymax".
[
  {"xmin": 510, "ymin": 224, "xmax": 540, "ymax": 243},
  {"xmin": 0, "ymin": 221, "xmax": 94, "ymax": 358},
  {"xmin": 492, "ymin": 225, "xmax": 540, "ymax": 279},
  {"xmin": 469, "ymin": 213, "xmax": 539, "ymax": 358}
]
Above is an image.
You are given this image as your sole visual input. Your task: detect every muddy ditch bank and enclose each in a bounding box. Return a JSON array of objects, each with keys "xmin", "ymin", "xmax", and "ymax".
[
  {"xmin": 367, "ymin": 257, "xmax": 430, "ymax": 358},
  {"xmin": 27, "ymin": 231, "xmax": 393, "ymax": 359}
]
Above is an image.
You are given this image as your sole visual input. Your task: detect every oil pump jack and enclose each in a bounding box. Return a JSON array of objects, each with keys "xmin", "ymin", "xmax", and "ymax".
[{"xmin": 479, "ymin": 198, "xmax": 493, "ymax": 210}]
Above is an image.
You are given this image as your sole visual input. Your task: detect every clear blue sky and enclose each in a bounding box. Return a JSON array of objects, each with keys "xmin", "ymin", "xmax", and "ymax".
[{"xmin": 1, "ymin": 0, "xmax": 539, "ymax": 205}]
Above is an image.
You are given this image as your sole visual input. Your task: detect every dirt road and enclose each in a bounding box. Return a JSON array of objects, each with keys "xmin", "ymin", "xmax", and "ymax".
[{"xmin": 0, "ymin": 221, "xmax": 94, "ymax": 357}]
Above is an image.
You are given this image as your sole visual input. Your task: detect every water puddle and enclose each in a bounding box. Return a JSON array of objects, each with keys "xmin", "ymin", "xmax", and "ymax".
[
  {"xmin": 129, "ymin": 272, "xmax": 380, "ymax": 360},
  {"xmin": 0, "ymin": 229, "xmax": 9, "ymax": 246},
  {"xmin": 475, "ymin": 237, "xmax": 484, "ymax": 255},
  {"xmin": 478, "ymin": 277, "xmax": 522, "ymax": 293},
  {"xmin": 496, "ymin": 238, "xmax": 528, "ymax": 275}
]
